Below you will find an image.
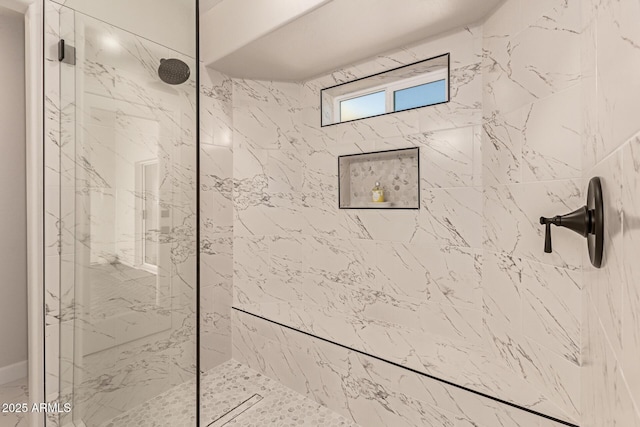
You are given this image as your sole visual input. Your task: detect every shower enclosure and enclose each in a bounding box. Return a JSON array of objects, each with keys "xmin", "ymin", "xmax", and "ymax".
[{"xmin": 43, "ymin": 1, "xmax": 199, "ymax": 425}]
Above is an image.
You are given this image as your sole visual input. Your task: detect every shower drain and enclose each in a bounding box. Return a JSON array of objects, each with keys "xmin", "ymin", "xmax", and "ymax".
[{"xmin": 207, "ymin": 394, "xmax": 264, "ymax": 426}]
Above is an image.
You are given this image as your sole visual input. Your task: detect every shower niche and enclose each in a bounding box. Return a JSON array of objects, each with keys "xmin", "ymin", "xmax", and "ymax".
[{"xmin": 338, "ymin": 147, "xmax": 419, "ymax": 209}]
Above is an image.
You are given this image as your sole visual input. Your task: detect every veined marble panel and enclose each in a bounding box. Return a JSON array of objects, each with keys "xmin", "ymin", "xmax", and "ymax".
[
  {"xmin": 200, "ymin": 65, "xmax": 234, "ymax": 372},
  {"xmin": 420, "ymin": 126, "xmax": 476, "ymax": 188},
  {"xmin": 622, "ymin": 136, "xmax": 640, "ymax": 408},
  {"xmin": 521, "ymin": 260, "xmax": 581, "ymax": 365},
  {"xmin": 483, "ymin": 180, "xmax": 583, "ymax": 269},
  {"xmin": 415, "ymin": 186, "xmax": 482, "ymax": 248},
  {"xmin": 521, "ymin": 85, "xmax": 582, "ymax": 182},
  {"xmin": 233, "ymin": 309, "xmax": 572, "ymax": 427},
  {"xmin": 483, "ymin": 0, "xmax": 580, "ymax": 115},
  {"xmin": 583, "ymin": 150, "xmax": 624, "ymax": 358},
  {"xmin": 233, "ymin": 300, "xmax": 576, "ymax": 423},
  {"xmin": 582, "ymin": 291, "xmax": 640, "ymax": 427},
  {"xmin": 595, "ymin": 0, "xmax": 640, "ymax": 162},
  {"xmin": 228, "ymin": 11, "xmax": 584, "ymax": 425},
  {"xmin": 579, "ymin": 2, "xmax": 640, "ymax": 421}
]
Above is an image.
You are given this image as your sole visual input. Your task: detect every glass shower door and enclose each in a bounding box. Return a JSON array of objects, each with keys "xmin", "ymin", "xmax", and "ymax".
[{"xmin": 55, "ymin": 6, "xmax": 198, "ymax": 426}]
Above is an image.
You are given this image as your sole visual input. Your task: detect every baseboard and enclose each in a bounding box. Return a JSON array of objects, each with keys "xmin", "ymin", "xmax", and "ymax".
[{"xmin": 0, "ymin": 360, "xmax": 28, "ymax": 385}]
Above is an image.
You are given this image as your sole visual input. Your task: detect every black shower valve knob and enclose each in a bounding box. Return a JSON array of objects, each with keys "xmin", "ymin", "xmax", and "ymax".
[
  {"xmin": 539, "ymin": 177, "xmax": 604, "ymax": 268},
  {"xmin": 539, "ymin": 207, "xmax": 589, "ymax": 254}
]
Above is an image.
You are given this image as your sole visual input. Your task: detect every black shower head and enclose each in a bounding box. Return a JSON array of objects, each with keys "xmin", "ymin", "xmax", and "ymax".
[{"xmin": 158, "ymin": 58, "xmax": 190, "ymax": 85}]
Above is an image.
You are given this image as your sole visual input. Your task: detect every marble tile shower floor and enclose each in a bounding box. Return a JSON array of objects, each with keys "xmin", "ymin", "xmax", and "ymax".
[
  {"xmin": 101, "ymin": 360, "xmax": 357, "ymax": 427},
  {"xmin": 89, "ymin": 262, "xmax": 159, "ymax": 320},
  {"xmin": 0, "ymin": 377, "xmax": 29, "ymax": 427}
]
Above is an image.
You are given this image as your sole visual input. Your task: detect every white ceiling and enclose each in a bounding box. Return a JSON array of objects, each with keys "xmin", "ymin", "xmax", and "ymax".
[{"xmin": 205, "ymin": 0, "xmax": 503, "ymax": 81}]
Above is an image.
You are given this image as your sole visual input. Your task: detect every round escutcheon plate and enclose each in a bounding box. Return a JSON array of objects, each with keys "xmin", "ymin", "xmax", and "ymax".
[{"xmin": 587, "ymin": 177, "xmax": 604, "ymax": 268}]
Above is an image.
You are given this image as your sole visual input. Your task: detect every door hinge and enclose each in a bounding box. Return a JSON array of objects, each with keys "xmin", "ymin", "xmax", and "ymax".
[{"xmin": 58, "ymin": 39, "xmax": 76, "ymax": 65}]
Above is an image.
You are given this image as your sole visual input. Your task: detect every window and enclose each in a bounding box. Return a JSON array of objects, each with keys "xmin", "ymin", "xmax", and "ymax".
[
  {"xmin": 321, "ymin": 53, "xmax": 450, "ymax": 126},
  {"xmin": 394, "ymin": 79, "xmax": 447, "ymax": 112},
  {"xmin": 340, "ymin": 90, "xmax": 386, "ymax": 122}
]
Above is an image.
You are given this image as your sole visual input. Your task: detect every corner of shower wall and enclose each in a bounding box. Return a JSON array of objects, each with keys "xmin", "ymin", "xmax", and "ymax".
[
  {"xmin": 226, "ymin": 2, "xmax": 586, "ymax": 424},
  {"xmin": 480, "ymin": 0, "xmax": 583, "ymax": 424},
  {"xmin": 579, "ymin": 0, "xmax": 640, "ymax": 425}
]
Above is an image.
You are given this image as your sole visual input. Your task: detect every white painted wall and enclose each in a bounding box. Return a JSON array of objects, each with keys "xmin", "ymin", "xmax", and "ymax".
[{"xmin": 0, "ymin": 7, "xmax": 28, "ymax": 375}]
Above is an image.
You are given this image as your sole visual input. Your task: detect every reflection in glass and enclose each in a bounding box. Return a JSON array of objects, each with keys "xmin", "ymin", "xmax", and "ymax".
[
  {"xmin": 394, "ymin": 79, "xmax": 446, "ymax": 112},
  {"xmin": 143, "ymin": 161, "xmax": 159, "ymax": 268},
  {"xmin": 55, "ymin": 8, "xmax": 197, "ymax": 427}
]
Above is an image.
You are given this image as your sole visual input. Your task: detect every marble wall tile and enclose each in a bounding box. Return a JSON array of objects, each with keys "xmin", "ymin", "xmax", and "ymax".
[
  {"xmin": 266, "ymin": 149, "xmax": 304, "ymax": 193},
  {"xmin": 472, "ymin": 125, "xmax": 482, "ymax": 187},
  {"xmin": 483, "ymin": 33, "xmax": 536, "ymax": 117},
  {"xmin": 336, "ymin": 109, "xmax": 420, "ymax": 144},
  {"xmin": 521, "ymin": 260, "xmax": 581, "ymax": 365},
  {"xmin": 232, "ymin": 147, "xmax": 267, "ymax": 181},
  {"xmin": 200, "ymin": 284, "xmax": 232, "ymax": 371},
  {"xmin": 455, "ymin": 354, "xmax": 570, "ymax": 422},
  {"xmin": 521, "ymin": 85, "xmax": 582, "ymax": 182},
  {"xmin": 376, "ymin": 243, "xmax": 481, "ymax": 309},
  {"xmin": 228, "ymin": 9, "xmax": 586, "ymax": 426},
  {"xmin": 583, "ymin": 150, "xmax": 624, "ymax": 359},
  {"xmin": 200, "ymin": 141, "xmax": 233, "ymax": 190},
  {"xmin": 300, "ymin": 148, "xmax": 339, "ymax": 193},
  {"xmin": 297, "ymin": 106, "xmax": 338, "ymax": 150},
  {"xmin": 232, "ymin": 79, "xmax": 300, "ymax": 151},
  {"xmin": 482, "ymin": 250, "xmax": 522, "ymax": 328},
  {"xmin": 200, "ymin": 65, "xmax": 234, "ymax": 371},
  {"xmin": 233, "ymin": 236, "xmax": 273, "ymax": 305},
  {"xmin": 232, "ymin": 310, "xmax": 571, "ymax": 427},
  {"xmin": 622, "ymin": 136, "xmax": 640, "ymax": 406},
  {"xmin": 482, "ymin": 106, "xmax": 525, "ymax": 186},
  {"xmin": 580, "ymin": 17, "xmax": 598, "ymax": 172},
  {"xmin": 483, "ymin": 0, "xmax": 580, "ymax": 116},
  {"xmin": 582, "ymin": 292, "xmax": 640, "ymax": 427},
  {"xmin": 341, "ymin": 209, "xmax": 419, "ymax": 242},
  {"xmin": 484, "ymin": 317, "xmax": 580, "ymax": 421},
  {"xmin": 419, "ymin": 126, "xmax": 475, "ymax": 188},
  {"xmin": 583, "ymin": 56, "xmax": 637, "ymax": 427},
  {"xmin": 200, "ymin": 66, "xmax": 232, "ymax": 146},
  {"xmin": 509, "ymin": 0, "xmax": 581, "ymax": 101},
  {"xmin": 595, "ymin": 0, "xmax": 640, "ymax": 162},
  {"xmin": 483, "ymin": 180, "xmax": 583, "ymax": 269},
  {"xmin": 416, "ymin": 186, "xmax": 482, "ymax": 248}
]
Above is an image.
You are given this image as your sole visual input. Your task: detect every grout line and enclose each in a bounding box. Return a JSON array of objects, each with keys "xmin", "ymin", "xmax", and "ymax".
[{"xmin": 232, "ymin": 306, "xmax": 580, "ymax": 427}]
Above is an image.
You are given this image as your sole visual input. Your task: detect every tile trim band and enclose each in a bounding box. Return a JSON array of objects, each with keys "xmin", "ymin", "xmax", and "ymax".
[{"xmin": 232, "ymin": 306, "xmax": 580, "ymax": 427}]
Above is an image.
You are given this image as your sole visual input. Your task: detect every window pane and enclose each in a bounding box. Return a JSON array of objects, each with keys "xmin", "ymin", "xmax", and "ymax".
[
  {"xmin": 394, "ymin": 79, "xmax": 446, "ymax": 112},
  {"xmin": 340, "ymin": 91, "xmax": 386, "ymax": 122}
]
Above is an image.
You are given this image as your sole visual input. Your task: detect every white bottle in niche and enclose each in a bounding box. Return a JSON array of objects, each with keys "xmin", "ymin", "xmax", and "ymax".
[{"xmin": 372, "ymin": 181, "xmax": 385, "ymax": 203}]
